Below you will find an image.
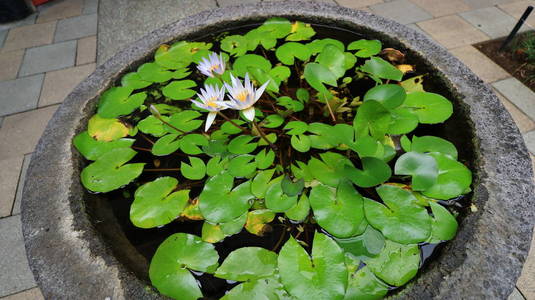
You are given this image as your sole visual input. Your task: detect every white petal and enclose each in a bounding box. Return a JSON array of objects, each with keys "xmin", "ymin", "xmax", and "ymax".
[
  {"xmin": 242, "ymin": 106, "xmax": 256, "ymax": 122},
  {"xmin": 255, "ymin": 80, "xmax": 270, "ymax": 101},
  {"xmin": 205, "ymin": 112, "xmax": 217, "ymax": 131}
]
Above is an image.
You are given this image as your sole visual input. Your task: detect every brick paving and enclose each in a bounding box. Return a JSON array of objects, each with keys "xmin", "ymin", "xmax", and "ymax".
[{"xmin": 0, "ymin": 0, "xmax": 534, "ymax": 298}]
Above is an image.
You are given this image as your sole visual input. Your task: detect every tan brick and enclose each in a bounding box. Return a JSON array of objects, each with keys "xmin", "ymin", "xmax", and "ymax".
[
  {"xmin": 0, "ymin": 50, "xmax": 24, "ymax": 81},
  {"xmin": 337, "ymin": 0, "xmax": 383, "ymax": 9},
  {"xmin": 36, "ymin": 0, "xmax": 83, "ymax": 24},
  {"xmin": 410, "ymin": 0, "xmax": 471, "ymax": 17},
  {"xmin": 449, "ymin": 45, "xmax": 509, "ymax": 83},
  {"xmin": 39, "ymin": 63, "xmax": 95, "ymax": 107},
  {"xmin": 0, "ymin": 156, "xmax": 23, "ymax": 218},
  {"xmin": 2, "ymin": 288, "xmax": 44, "ymax": 300},
  {"xmin": 0, "ymin": 105, "xmax": 59, "ymax": 160},
  {"xmin": 76, "ymin": 35, "xmax": 96, "ymax": 65},
  {"xmin": 2, "ymin": 22, "xmax": 56, "ymax": 52},
  {"xmin": 517, "ymin": 224, "xmax": 535, "ymax": 300},
  {"xmin": 498, "ymin": 0, "xmax": 535, "ymax": 28},
  {"xmin": 494, "ymin": 89, "xmax": 535, "ymax": 133},
  {"xmin": 417, "ymin": 15, "xmax": 489, "ymax": 49}
]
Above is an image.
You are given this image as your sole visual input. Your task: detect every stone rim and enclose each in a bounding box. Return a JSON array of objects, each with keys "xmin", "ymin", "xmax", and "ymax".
[{"xmin": 21, "ymin": 1, "xmax": 535, "ymax": 299}]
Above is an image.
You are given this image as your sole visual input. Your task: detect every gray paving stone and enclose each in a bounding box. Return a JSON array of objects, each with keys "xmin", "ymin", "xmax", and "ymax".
[
  {"xmin": 0, "ymin": 14, "xmax": 37, "ymax": 32},
  {"xmin": 12, "ymin": 153, "xmax": 32, "ymax": 216},
  {"xmin": 19, "ymin": 41, "xmax": 76, "ymax": 77},
  {"xmin": 508, "ymin": 287, "xmax": 526, "ymax": 300},
  {"xmin": 218, "ymin": 0, "xmax": 260, "ymax": 6},
  {"xmin": 370, "ymin": 0, "xmax": 432, "ymax": 24},
  {"xmin": 54, "ymin": 14, "xmax": 98, "ymax": 42},
  {"xmin": 460, "ymin": 7, "xmax": 517, "ymax": 38},
  {"xmin": 0, "ymin": 30, "xmax": 7, "ymax": 48},
  {"xmin": 0, "ymin": 215, "xmax": 36, "ymax": 297},
  {"xmin": 83, "ymin": 0, "xmax": 99, "ymax": 14},
  {"xmin": 493, "ymin": 77, "xmax": 535, "ymax": 121},
  {"xmin": 524, "ymin": 130, "xmax": 535, "ymax": 155},
  {"xmin": 0, "ymin": 75, "xmax": 44, "ymax": 117},
  {"xmin": 463, "ymin": 0, "xmax": 515, "ymax": 9},
  {"xmin": 98, "ymin": 0, "xmax": 217, "ymax": 64}
]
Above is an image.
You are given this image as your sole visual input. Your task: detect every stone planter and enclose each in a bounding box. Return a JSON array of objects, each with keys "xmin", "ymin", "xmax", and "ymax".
[{"xmin": 21, "ymin": 2, "xmax": 535, "ymax": 299}]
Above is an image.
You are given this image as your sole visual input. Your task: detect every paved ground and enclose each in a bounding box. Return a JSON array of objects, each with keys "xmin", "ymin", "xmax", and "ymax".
[{"xmin": 0, "ymin": 0, "xmax": 534, "ymax": 299}]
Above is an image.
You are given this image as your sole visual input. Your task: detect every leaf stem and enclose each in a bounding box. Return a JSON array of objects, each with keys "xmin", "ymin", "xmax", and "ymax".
[
  {"xmin": 217, "ymin": 111, "xmax": 249, "ymax": 134},
  {"xmin": 323, "ymin": 93, "xmax": 336, "ymax": 123},
  {"xmin": 272, "ymin": 227, "xmax": 287, "ymax": 252},
  {"xmin": 253, "ymin": 120, "xmax": 278, "ymax": 152},
  {"xmin": 151, "ymin": 113, "xmax": 187, "ymax": 135}
]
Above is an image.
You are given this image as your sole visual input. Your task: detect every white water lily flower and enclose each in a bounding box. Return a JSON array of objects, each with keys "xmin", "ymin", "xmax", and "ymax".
[
  {"xmin": 192, "ymin": 84, "xmax": 226, "ymax": 131},
  {"xmin": 218, "ymin": 73, "xmax": 269, "ymax": 122},
  {"xmin": 197, "ymin": 52, "xmax": 226, "ymax": 77}
]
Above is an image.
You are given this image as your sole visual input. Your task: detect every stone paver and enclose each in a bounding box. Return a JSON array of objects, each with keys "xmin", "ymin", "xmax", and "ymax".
[
  {"xmin": 450, "ymin": 45, "xmax": 509, "ymax": 83},
  {"xmin": 417, "ymin": 15, "xmax": 489, "ymax": 49},
  {"xmin": 0, "ymin": 216, "xmax": 36, "ymax": 297},
  {"xmin": 39, "ymin": 63, "xmax": 95, "ymax": 107},
  {"xmin": 525, "ymin": 130, "xmax": 535, "ymax": 155},
  {"xmin": 0, "ymin": 105, "xmax": 58, "ymax": 161},
  {"xmin": 337, "ymin": 0, "xmax": 383, "ymax": 8},
  {"xmin": 36, "ymin": 0, "xmax": 83, "ymax": 24},
  {"xmin": 517, "ymin": 225, "xmax": 535, "ymax": 299},
  {"xmin": 493, "ymin": 77, "xmax": 535, "ymax": 121},
  {"xmin": 498, "ymin": 1, "xmax": 535, "ymax": 28},
  {"xmin": 410, "ymin": 0, "xmax": 471, "ymax": 17},
  {"xmin": 1, "ymin": 288, "xmax": 44, "ymax": 300},
  {"xmin": 1, "ymin": 22, "xmax": 56, "ymax": 52},
  {"xmin": 0, "ymin": 74, "xmax": 44, "ymax": 117},
  {"xmin": 83, "ymin": 0, "xmax": 99, "ymax": 14},
  {"xmin": 0, "ymin": 30, "xmax": 7, "ymax": 48},
  {"xmin": 76, "ymin": 35, "xmax": 97, "ymax": 65},
  {"xmin": 19, "ymin": 40, "xmax": 76, "ymax": 77},
  {"xmin": 369, "ymin": 0, "xmax": 432, "ymax": 24},
  {"xmin": 463, "ymin": 0, "xmax": 518, "ymax": 9},
  {"xmin": 54, "ymin": 14, "xmax": 98, "ymax": 43},
  {"xmin": 494, "ymin": 90, "xmax": 535, "ymax": 134},
  {"xmin": 460, "ymin": 7, "xmax": 517, "ymax": 38},
  {"xmin": 0, "ymin": 50, "xmax": 24, "ymax": 81},
  {"xmin": 12, "ymin": 154, "xmax": 32, "ymax": 216},
  {"xmin": 508, "ymin": 287, "xmax": 526, "ymax": 300},
  {"xmin": 0, "ymin": 14, "xmax": 37, "ymax": 32},
  {"xmin": 0, "ymin": 157, "xmax": 24, "ymax": 218}
]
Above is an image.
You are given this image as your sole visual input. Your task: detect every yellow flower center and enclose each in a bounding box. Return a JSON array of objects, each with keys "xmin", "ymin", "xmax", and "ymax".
[
  {"xmin": 236, "ymin": 90, "xmax": 249, "ymax": 102},
  {"xmin": 210, "ymin": 64, "xmax": 220, "ymax": 71},
  {"xmin": 206, "ymin": 101, "xmax": 218, "ymax": 108}
]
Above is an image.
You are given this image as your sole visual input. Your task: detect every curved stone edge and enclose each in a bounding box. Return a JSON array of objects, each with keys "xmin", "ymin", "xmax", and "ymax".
[{"xmin": 21, "ymin": 1, "xmax": 535, "ymax": 299}]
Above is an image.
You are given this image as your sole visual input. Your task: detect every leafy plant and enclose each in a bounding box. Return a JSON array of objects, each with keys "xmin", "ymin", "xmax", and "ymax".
[{"xmin": 74, "ymin": 17, "xmax": 471, "ymax": 300}]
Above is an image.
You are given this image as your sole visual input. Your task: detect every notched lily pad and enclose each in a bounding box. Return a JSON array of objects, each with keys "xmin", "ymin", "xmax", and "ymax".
[
  {"xmin": 73, "ymin": 131, "xmax": 134, "ymax": 161},
  {"xmin": 87, "ymin": 114, "xmax": 129, "ymax": 142},
  {"xmin": 215, "ymin": 247, "xmax": 278, "ymax": 281}
]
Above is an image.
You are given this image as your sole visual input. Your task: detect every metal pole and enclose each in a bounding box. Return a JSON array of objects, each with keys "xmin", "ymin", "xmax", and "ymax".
[{"xmin": 499, "ymin": 6, "xmax": 534, "ymax": 51}]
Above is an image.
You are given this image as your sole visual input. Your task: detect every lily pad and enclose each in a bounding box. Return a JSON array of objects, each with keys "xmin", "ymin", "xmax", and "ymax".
[
  {"xmin": 353, "ymin": 100, "xmax": 391, "ymax": 140},
  {"xmin": 335, "ymin": 225, "xmax": 385, "ymax": 261},
  {"xmin": 152, "ymin": 134, "xmax": 181, "ymax": 156},
  {"xmin": 251, "ymin": 169, "xmax": 277, "ymax": 199},
  {"xmin": 137, "ymin": 62, "xmax": 174, "ymax": 83},
  {"xmin": 81, "ymin": 148, "xmax": 144, "ymax": 193},
  {"xmin": 285, "ymin": 193, "xmax": 310, "ymax": 222},
  {"xmin": 278, "ymin": 233, "xmax": 347, "ymax": 300},
  {"xmin": 309, "ymin": 181, "xmax": 366, "ymax": 238},
  {"xmin": 181, "ymin": 157, "xmax": 206, "ymax": 180},
  {"xmin": 363, "ymin": 84, "xmax": 406, "ymax": 110},
  {"xmin": 404, "ymin": 92, "xmax": 453, "ymax": 124},
  {"xmin": 199, "ymin": 172, "xmax": 254, "ymax": 223},
  {"xmin": 307, "ymin": 38, "xmax": 345, "ymax": 55},
  {"xmin": 286, "ymin": 21, "xmax": 316, "ymax": 41},
  {"xmin": 255, "ymin": 149, "xmax": 275, "ymax": 169},
  {"xmin": 422, "ymin": 152, "xmax": 472, "ymax": 200},
  {"xmin": 284, "ymin": 121, "xmax": 308, "ymax": 135},
  {"xmin": 348, "ymin": 39, "xmax": 382, "ymax": 58},
  {"xmin": 228, "ymin": 154, "xmax": 257, "ymax": 178},
  {"xmin": 245, "ymin": 209, "xmax": 276, "ymax": 236},
  {"xmin": 259, "ymin": 17, "xmax": 292, "ymax": 39},
  {"xmin": 394, "ymin": 152, "xmax": 438, "ymax": 191},
  {"xmin": 233, "ymin": 54, "xmax": 272, "ymax": 77},
  {"xmin": 261, "ymin": 114, "xmax": 285, "ymax": 128},
  {"xmin": 162, "ymin": 80, "xmax": 197, "ymax": 100},
  {"xmin": 87, "ymin": 114, "xmax": 129, "ymax": 142},
  {"xmin": 149, "ymin": 233, "xmax": 219, "ymax": 300},
  {"xmin": 130, "ymin": 177, "xmax": 189, "ymax": 228},
  {"xmin": 97, "ymin": 87, "xmax": 147, "ymax": 118},
  {"xmin": 221, "ymin": 277, "xmax": 287, "ymax": 300},
  {"xmin": 73, "ymin": 131, "xmax": 134, "ymax": 161},
  {"xmin": 291, "ymin": 134, "xmax": 311, "ymax": 152},
  {"xmin": 265, "ymin": 180, "xmax": 298, "ymax": 213},
  {"xmin": 361, "ymin": 57, "xmax": 403, "ymax": 81},
  {"xmin": 166, "ymin": 110, "xmax": 203, "ymax": 133},
  {"xmin": 221, "ymin": 35, "xmax": 248, "ymax": 56},
  {"xmin": 308, "ymin": 152, "xmax": 354, "ymax": 187},
  {"xmin": 121, "ymin": 72, "xmax": 152, "ymax": 90},
  {"xmin": 343, "ymin": 157, "xmax": 391, "ymax": 188},
  {"xmin": 409, "ymin": 135, "xmax": 458, "ymax": 159},
  {"xmin": 228, "ymin": 135, "xmax": 258, "ymax": 154},
  {"xmin": 137, "ymin": 115, "xmax": 169, "ymax": 137},
  {"xmin": 179, "ymin": 134, "xmax": 209, "ymax": 155},
  {"xmin": 304, "ymin": 63, "xmax": 337, "ymax": 99},
  {"xmin": 201, "ymin": 213, "xmax": 247, "ymax": 243},
  {"xmin": 316, "ymin": 44, "xmax": 347, "ymax": 79},
  {"xmin": 365, "ymin": 240, "xmax": 420, "ymax": 287},
  {"xmin": 215, "ymin": 247, "xmax": 278, "ymax": 281},
  {"xmin": 276, "ymin": 42, "xmax": 312, "ymax": 65},
  {"xmin": 428, "ymin": 201, "xmax": 458, "ymax": 243},
  {"xmin": 206, "ymin": 156, "xmax": 228, "ymax": 176},
  {"xmin": 344, "ymin": 265, "xmax": 389, "ymax": 300}
]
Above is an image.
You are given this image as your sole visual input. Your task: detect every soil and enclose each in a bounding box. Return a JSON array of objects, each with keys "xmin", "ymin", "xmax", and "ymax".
[{"xmin": 475, "ymin": 30, "xmax": 535, "ymax": 92}]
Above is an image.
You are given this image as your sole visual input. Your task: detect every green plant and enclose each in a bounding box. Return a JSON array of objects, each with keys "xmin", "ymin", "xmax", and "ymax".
[{"xmin": 74, "ymin": 17, "xmax": 472, "ymax": 300}]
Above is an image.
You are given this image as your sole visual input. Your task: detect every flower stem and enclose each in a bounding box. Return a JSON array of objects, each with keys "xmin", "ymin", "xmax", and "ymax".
[
  {"xmin": 151, "ymin": 112, "xmax": 187, "ymax": 135},
  {"xmin": 253, "ymin": 120, "xmax": 278, "ymax": 151},
  {"xmin": 217, "ymin": 111, "xmax": 249, "ymax": 134},
  {"xmin": 323, "ymin": 93, "xmax": 336, "ymax": 123}
]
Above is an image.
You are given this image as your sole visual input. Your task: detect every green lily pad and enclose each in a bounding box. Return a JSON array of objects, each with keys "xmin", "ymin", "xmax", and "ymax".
[
  {"xmin": 365, "ymin": 240, "xmax": 420, "ymax": 287},
  {"xmin": 316, "ymin": 44, "xmax": 347, "ymax": 79},
  {"xmin": 138, "ymin": 115, "xmax": 169, "ymax": 137},
  {"xmin": 296, "ymin": 88, "xmax": 310, "ymax": 102},
  {"xmin": 428, "ymin": 201, "xmax": 458, "ymax": 243},
  {"xmin": 364, "ymin": 184, "xmax": 432, "ymax": 244},
  {"xmin": 343, "ymin": 157, "xmax": 391, "ymax": 188},
  {"xmin": 221, "ymin": 119, "xmax": 246, "ymax": 134},
  {"xmin": 278, "ymin": 233, "xmax": 347, "ymax": 300},
  {"xmin": 291, "ymin": 134, "xmax": 311, "ymax": 153},
  {"xmin": 137, "ymin": 62, "xmax": 174, "ymax": 83},
  {"xmin": 221, "ymin": 277, "xmax": 287, "ymax": 300},
  {"xmin": 307, "ymin": 38, "xmax": 345, "ymax": 55},
  {"xmin": 162, "ymin": 80, "xmax": 197, "ymax": 100},
  {"xmin": 73, "ymin": 131, "xmax": 134, "ymax": 161},
  {"xmin": 361, "ymin": 57, "xmax": 403, "ymax": 81},
  {"xmin": 291, "ymin": 161, "xmax": 314, "ymax": 183},
  {"xmin": 149, "ymin": 233, "xmax": 219, "ymax": 299},
  {"xmin": 152, "ymin": 134, "xmax": 181, "ymax": 156},
  {"xmin": 221, "ymin": 35, "xmax": 249, "ymax": 56},
  {"xmin": 228, "ymin": 135, "xmax": 258, "ymax": 154},
  {"xmin": 335, "ymin": 225, "xmax": 385, "ymax": 261},
  {"xmin": 233, "ymin": 54, "xmax": 272, "ymax": 78},
  {"xmin": 166, "ymin": 110, "xmax": 203, "ymax": 133},
  {"xmin": 404, "ymin": 92, "xmax": 453, "ymax": 124},
  {"xmin": 422, "ymin": 153, "xmax": 472, "ymax": 200},
  {"xmin": 304, "ymin": 63, "xmax": 337, "ymax": 99},
  {"xmin": 179, "ymin": 134, "xmax": 209, "ymax": 155},
  {"xmin": 245, "ymin": 209, "xmax": 276, "ymax": 236},
  {"xmin": 248, "ymin": 67, "xmax": 281, "ymax": 93},
  {"xmin": 277, "ymin": 96, "xmax": 304, "ymax": 112},
  {"xmin": 97, "ymin": 87, "xmax": 147, "ymax": 118},
  {"xmin": 386, "ymin": 107, "xmax": 419, "ymax": 135},
  {"xmin": 284, "ymin": 121, "xmax": 308, "ymax": 135},
  {"xmin": 261, "ymin": 114, "xmax": 284, "ymax": 128},
  {"xmin": 394, "ymin": 152, "xmax": 438, "ymax": 191},
  {"xmin": 215, "ymin": 247, "xmax": 278, "ymax": 281},
  {"xmin": 121, "ymin": 72, "xmax": 152, "ymax": 90},
  {"xmin": 199, "ymin": 172, "xmax": 254, "ymax": 223},
  {"xmin": 258, "ymin": 17, "xmax": 292, "ymax": 39},
  {"xmin": 363, "ymin": 84, "xmax": 406, "ymax": 110},
  {"xmin": 281, "ymin": 175, "xmax": 304, "ymax": 197},
  {"xmin": 265, "ymin": 180, "xmax": 298, "ymax": 213},
  {"xmin": 245, "ymin": 28, "xmax": 277, "ymax": 51},
  {"xmin": 285, "ymin": 193, "xmax": 310, "ymax": 222},
  {"xmin": 309, "ymin": 181, "xmax": 366, "ymax": 238},
  {"xmin": 251, "ymin": 169, "xmax": 277, "ymax": 199},
  {"xmin": 87, "ymin": 114, "xmax": 129, "ymax": 142},
  {"xmin": 206, "ymin": 156, "xmax": 228, "ymax": 176},
  {"xmin": 308, "ymin": 152, "xmax": 353, "ymax": 187},
  {"xmin": 409, "ymin": 135, "xmax": 458, "ymax": 159},
  {"xmin": 400, "ymin": 75, "xmax": 425, "ymax": 93},
  {"xmin": 181, "ymin": 157, "xmax": 206, "ymax": 180},
  {"xmin": 351, "ymin": 135, "xmax": 384, "ymax": 160},
  {"xmin": 353, "ymin": 100, "xmax": 391, "ymax": 140},
  {"xmin": 81, "ymin": 148, "xmax": 144, "ymax": 193},
  {"xmin": 344, "ymin": 265, "xmax": 389, "ymax": 300},
  {"xmin": 348, "ymin": 39, "xmax": 382, "ymax": 58},
  {"xmin": 201, "ymin": 213, "xmax": 247, "ymax": 243},
  {"xmin": 130, "ymin": 177, "xmax": 189, "ymax": 228},
  {"xmin": 255, "ymin": 149, "xmax": 275, "ymax": 169},
  {"xmin": 286, "ymin": 21, "xmax": 316, "ymax": 41},
  {"xmin": 228, "ymin": 154, "xmax": 257, "ymax": 178},
  {"xmin": 276, "ymin": 42, "xmax": 312, "ymax": 65}
]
